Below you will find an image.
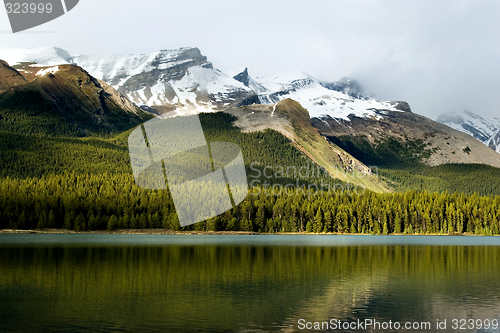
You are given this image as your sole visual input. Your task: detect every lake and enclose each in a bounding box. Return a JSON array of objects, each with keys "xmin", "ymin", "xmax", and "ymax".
[{"xmin": 1, "ymin": 234, "xmax": 500, "ymax": 332}]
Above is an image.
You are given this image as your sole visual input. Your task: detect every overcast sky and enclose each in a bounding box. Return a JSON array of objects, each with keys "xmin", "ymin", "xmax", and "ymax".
[{"xmin": 1, "ymin": 0, "xmax": 499, "ymax": 119}]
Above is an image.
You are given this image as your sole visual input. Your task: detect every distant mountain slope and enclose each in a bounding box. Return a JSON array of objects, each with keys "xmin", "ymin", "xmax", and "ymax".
[
  {"xmin": 313, "ymin": 110, "xmax": 500, "ymax": 169},
  {"xmin": 1, "ymin": 47, "xmax": 410, "ymax": 120},
  {"xmin": 0, "ymin": 47, "xmax": 72, "ymax": 67},
  {"xmin": 2, "ymin": 46, "xmax": 499, "ymax": 168},
  {"xmin": 0, "ymin": 47, "xmax": 258, "ymax": 115},
  {"xmin": 0, "ymin": 62, "xmax": 151, "ymax": 136},
  {"xmin": 437, "ymin": 110, "xmax": 500, "ymax": 153}
]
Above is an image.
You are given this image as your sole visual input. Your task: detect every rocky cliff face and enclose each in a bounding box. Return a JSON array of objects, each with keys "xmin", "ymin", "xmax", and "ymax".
[
  {"xmin": 488, "ymin": 130, "xmax": 500, "ymax": 152},
  {"xmin": 72, "ymin": 47, "xmax": 258, "ymax": 115}
]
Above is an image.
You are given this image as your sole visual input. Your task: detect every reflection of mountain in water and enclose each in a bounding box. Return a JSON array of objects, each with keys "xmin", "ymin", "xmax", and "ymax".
[
  {"xmin": 1, "ymin": 241, "xmax": 500, "ymax": 332},
  {"xmin": 279, "ymin": 246, "xmax": 500, "ymax": 333}
]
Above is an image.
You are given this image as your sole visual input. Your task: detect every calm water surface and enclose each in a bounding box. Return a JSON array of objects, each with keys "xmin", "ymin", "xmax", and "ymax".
[{"xmin": 1, "ymin": 234, "xmax": 500, "ymax": 332}]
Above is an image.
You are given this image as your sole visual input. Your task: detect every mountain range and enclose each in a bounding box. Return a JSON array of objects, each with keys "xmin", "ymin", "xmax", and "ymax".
[
  {"xmin": 0, "ymin": 46, "xmax": 414, "ymax": 118},
  {"xmin": 1, "ymin": 46, "xmax": 500, "ymax": 193}
]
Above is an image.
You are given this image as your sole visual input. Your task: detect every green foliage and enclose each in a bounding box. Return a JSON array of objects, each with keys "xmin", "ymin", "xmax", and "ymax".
[
  {"xmin": 0, "ymin": 131, "xmax": 133, "ymax": 178},
  {"xmin": 199, "ymin": 112, "xmax": 345, "ymax": 189},
  {"xmin": 0, "ymin": 91, "xmax": 79, "ymax": 136},
  {"xmin": 1, "ymin": 172, "xmax": 500, "ymax": 235}
]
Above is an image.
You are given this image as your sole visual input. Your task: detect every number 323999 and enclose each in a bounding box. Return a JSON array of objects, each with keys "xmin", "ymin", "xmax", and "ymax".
[{"xmin": 5, "ymin": 2, "xmax": 53, "ymax": 14}]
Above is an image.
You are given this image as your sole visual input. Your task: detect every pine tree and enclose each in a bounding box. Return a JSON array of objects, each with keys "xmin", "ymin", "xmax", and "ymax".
[
  {"xmin": 37, "ymin": 211, "xmax": 47, "ymax": 229},
  {"xmin": 74, "ymin": 213, "xmax": 86, "ymax": 231},
  {"xmin": 47, "ymin": 209, "xmax": 56, "ymax": 228},
  {"xmin": 382, "ymin": 212, "xmax": 388, "ymax": 235},
  {"xmin": 108, "ymin": 214, "xmax": 118, "ymax": 231},
  {"xmin": 64, "ymin": 211, "xmax": 76, "ymax": 230},
  {"xmin": 394, "ymin": 213, "xmax": 401, "ymax": 234},
  {"xmin": 17, "ymin": 211, "xmax": 27, "ymax": 229},
  {"xmin": 323, "ymin": 210, "xmax": 332, "ymax": 233},
  {"xmin": 305, "ymin": 221, "xmax": 313, "ymax": 233},
  {"xmin": 314, "ymin": 208, "xmax": 323, "ymax": 233}
]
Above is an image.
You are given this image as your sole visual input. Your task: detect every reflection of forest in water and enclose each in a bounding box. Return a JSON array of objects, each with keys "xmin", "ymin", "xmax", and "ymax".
[{"xmin": 1, "ymin": 243, "xmax": 500, "ymax": 332}]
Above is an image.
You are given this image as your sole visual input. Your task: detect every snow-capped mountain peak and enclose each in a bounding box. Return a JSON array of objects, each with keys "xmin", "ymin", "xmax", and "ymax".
[
  {"xmin": 69, "ymin": 47, "xmax": 258, "ymax": 115},
  {"xmin": 73, "ymin": 47, "xmax": 206, "ymax": 87},
  {"xmin": 227, "ymin": 68, "xmax": 268, "ymax": 94},
  {"xmin": 254, "ymin": 71, "xmax": 405, "ymax": 120}
]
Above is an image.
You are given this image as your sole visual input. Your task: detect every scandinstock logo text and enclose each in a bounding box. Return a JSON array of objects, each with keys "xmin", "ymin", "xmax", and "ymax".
[
  {"xmin": 128, "ymin": 115, "xmax": 249, "ymax": 227},
  {"xmin": 4, "ymin": 0, "xmax": 79, "ymax": 33}
]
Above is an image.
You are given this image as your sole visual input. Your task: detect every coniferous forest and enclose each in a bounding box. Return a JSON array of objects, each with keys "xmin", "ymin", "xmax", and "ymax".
[{"xmin": 1, "ymin": 111, "xmax": 500, "ymax": 235}]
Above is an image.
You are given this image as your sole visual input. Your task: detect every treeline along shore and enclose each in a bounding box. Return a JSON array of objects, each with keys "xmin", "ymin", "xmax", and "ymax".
[{"xmin": 1, "ymin": 172, "xmax": 499, "ymax": 235}]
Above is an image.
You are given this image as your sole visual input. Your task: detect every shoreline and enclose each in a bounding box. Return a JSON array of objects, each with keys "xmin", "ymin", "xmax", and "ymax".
[{"xmin": 0, "ymin": 229, "xmax": 494, "ymax": 236}]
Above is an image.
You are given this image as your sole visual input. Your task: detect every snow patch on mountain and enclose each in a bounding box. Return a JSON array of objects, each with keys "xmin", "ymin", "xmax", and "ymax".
[
  {"xmin": 227, "ymin": 68, "xmax": 268, "ymax": 94},
  {"xmin": 487, "ymin": 130, "xmax": 500, "ymax": 153},
  {"xmin": 72, "ymin": 48, "xmax": 200, "ymax": 87},
  {"xmin": 70, "ymin": 48, "xmax": 256, "ymax": 114},
  {"xmin": 35, "ymin": 66, "xmax": 60, "ymax": 77},
  {"xmin": 254, "ymin": 72, "xmax": 402, "ymax": 120}
]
